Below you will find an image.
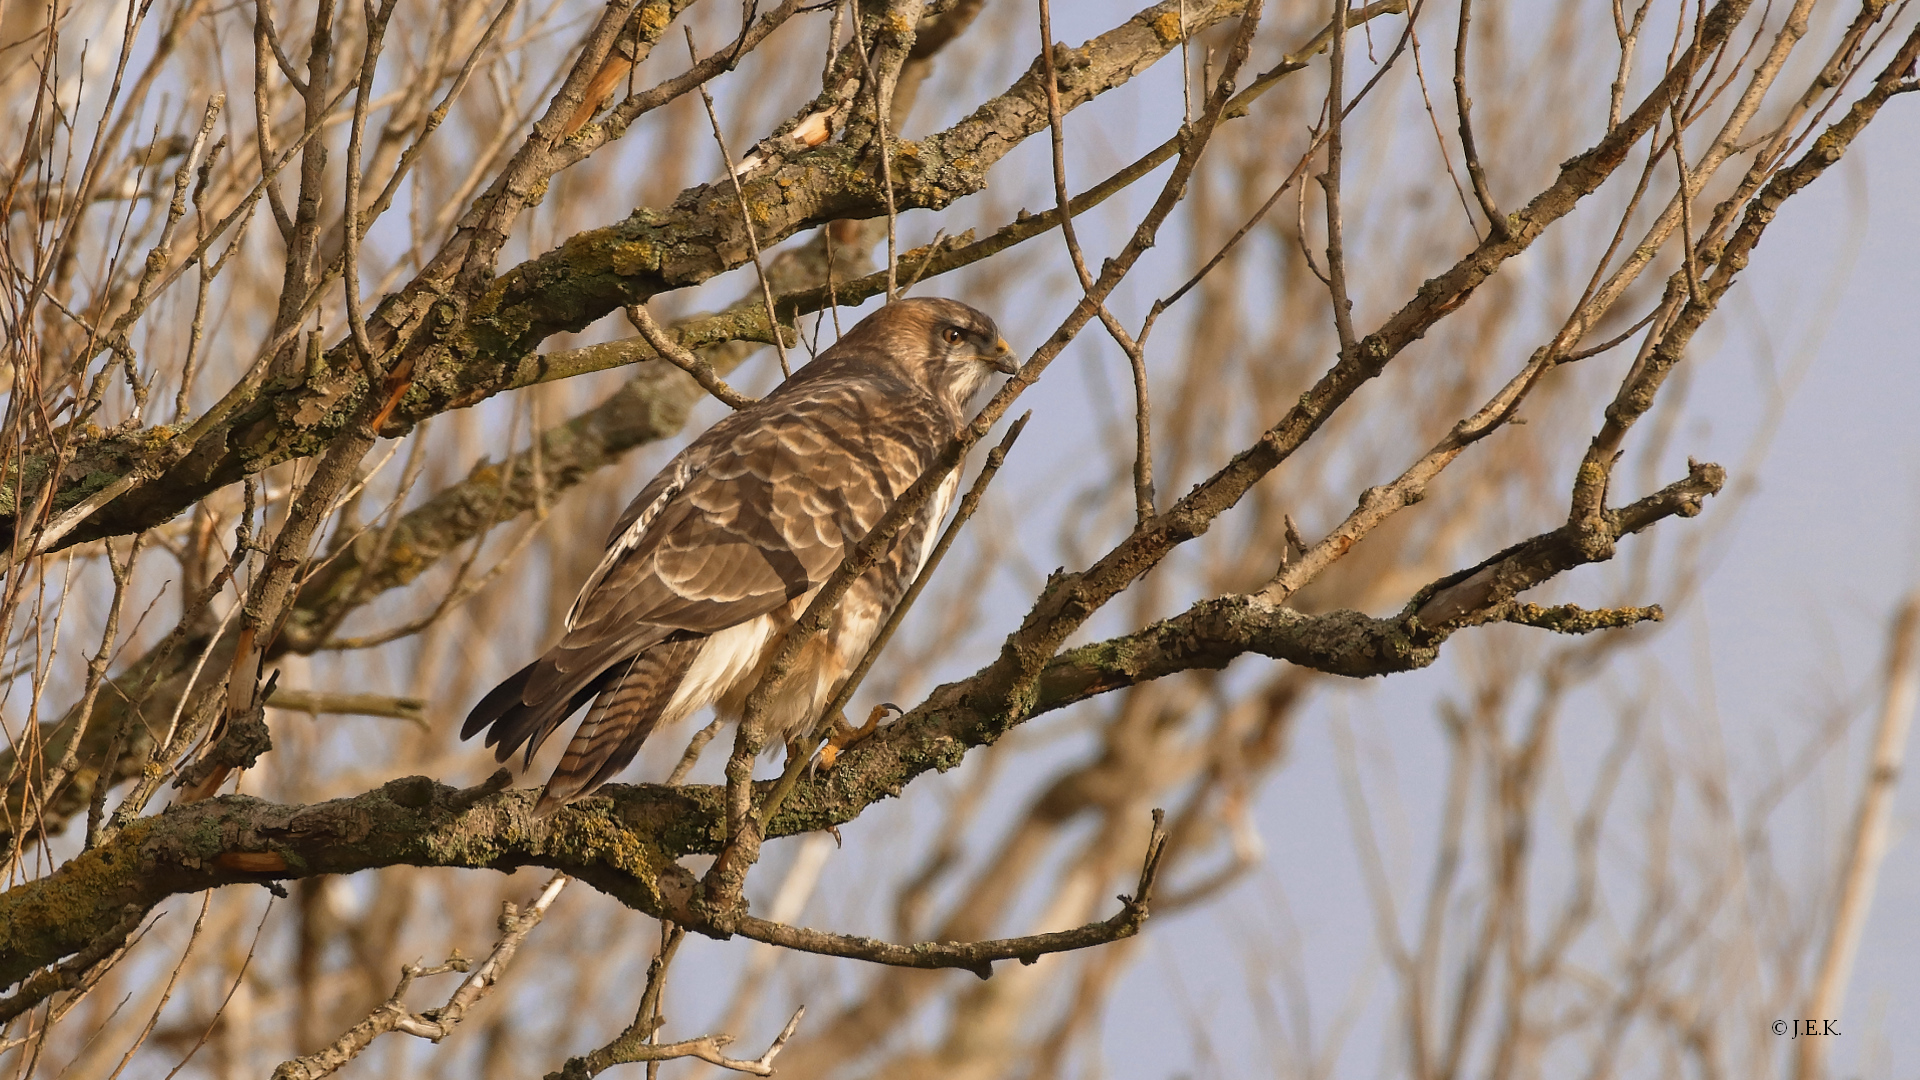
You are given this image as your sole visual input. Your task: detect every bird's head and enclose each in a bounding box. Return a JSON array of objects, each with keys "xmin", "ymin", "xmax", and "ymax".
[{"xmin": 827, "ymin": 297, "xmax": 1017, "ymax": 409}]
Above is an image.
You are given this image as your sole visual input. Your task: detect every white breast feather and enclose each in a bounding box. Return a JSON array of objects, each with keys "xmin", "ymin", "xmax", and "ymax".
[
  {"xmin": 662, "ymin": 614, "xmax": 777, "ymax": 726},
  {"xmin": 914, "ymin": 470, "xmax": 963, "ymax": 578}
]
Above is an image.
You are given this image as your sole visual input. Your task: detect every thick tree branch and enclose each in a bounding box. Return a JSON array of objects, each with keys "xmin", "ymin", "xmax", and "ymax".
[
  {"xmin": 13, "ymin": 0, "xmax": 1253, "ymax": 552},
  {"xmin": 905, "ymin": 0, "xmax": 1757, "ymax": 733},
  {"xmin": 0, "ymin": 453, "xmax": 1718, "ymax": 985},
  {"xmin": 0, "ymin": 230, "xmax": 867, "ymax": 845}
]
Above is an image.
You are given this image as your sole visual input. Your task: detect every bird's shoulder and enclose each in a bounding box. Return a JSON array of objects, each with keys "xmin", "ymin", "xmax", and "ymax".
[{"xmin": 610, "ymin": 369, "xmax": 949, "ymax": 541}]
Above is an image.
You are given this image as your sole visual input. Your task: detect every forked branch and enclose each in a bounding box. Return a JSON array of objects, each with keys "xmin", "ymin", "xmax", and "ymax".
[
  {"xmin": 270, "ymin": 873, "xmax": 569, "ymax": 1080},
  {"xmin": 691, "ymin": 809, "xmax": 1168, "ymax": 980}
]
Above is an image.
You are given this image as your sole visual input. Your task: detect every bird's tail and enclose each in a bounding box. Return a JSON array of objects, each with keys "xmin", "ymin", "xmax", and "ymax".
[
  {"xmin": 533, "ymin": 637, "xmax": 703, "ymax": 814},
  {"xmin": 462, "ymin": 648, "xmax": 616, "ymax": 768}
]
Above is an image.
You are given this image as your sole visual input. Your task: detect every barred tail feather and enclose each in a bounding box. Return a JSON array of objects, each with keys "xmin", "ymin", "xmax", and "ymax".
[
  {"xmin": 534, "ymin": 638, "xmax": 702, "ymax": 815},
  {"xmin": 464, "ymin": 657, "xmax": 610, "ymax": 768},
  {"xmin": 464, "ymin": 623, "xmax": 673, "ymax": 768}
]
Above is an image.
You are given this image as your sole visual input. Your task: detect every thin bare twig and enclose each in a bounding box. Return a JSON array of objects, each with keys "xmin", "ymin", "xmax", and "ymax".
[
  {"xmin": 271, "ymin": 873, "xmax": 569, "ymax": 1080},
  {"xmin": 563, "ymin": 1008, "xmax": 805, "ymax": 1078},
  {"xmin": 1037, "ymin": 0, "xmax": 1156, "ymax": 522},
  {"xmin": 548, "ymin": 919, "xmax": 805, "ymax": 1078},
  {"xmin": 1407, "ymin": 8, "xmax": 1481, "ymax": 237},
  {"xmin": 1452, "ymin": 0, "xmax": 1507, "ymax": 236},
  {"xmin": 1560, "ymin": 306, "xmax": 1662, "ymax": 364},
  {"xmin": 341, "ymin": 0, "xmax": 403, "ymax": 363},
  {"xmin": 708, "ymin": 808, "xmax": 1168, "ymax": 979},
  {"xmin": 666, "ymin": 717, "xmax": 727, "ymax": 786},
  {"xmin": 625, "ymin": 303, "xmax": 760, "ymax": 409},
  {"xmin": 688, "ymin": 26, "xmax": 793, "ymax": 378},
  {"xmin": 847, "ymin": 0, "xmax": 900, "ymax": 299},
  {"xmin": 264, "ymin": 687, "xmax": 429, "ymax": 726},
  {"xmin": 161, "ymin": 895, "xmax": 273, "ymax": 1078},
  {"xmin": 102, "ymin": 895, "xmax": 209, "ymax": 1075},
  {"xmin": 1670, "ymin": 96, "xmax": 1704, "ymax": 305},
  {"xmin": 1320, "ymin": 0, "xmax": 1359, "ymax": 357},
  {"xmin": 33, "ymin": 534, "xmax": 142, "ymax": 814}
]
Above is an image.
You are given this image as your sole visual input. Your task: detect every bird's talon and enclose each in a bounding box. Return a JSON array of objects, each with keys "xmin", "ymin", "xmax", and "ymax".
[{"xmin": 819, "ymin": 702, "xmax": 901, "ymax": 770}]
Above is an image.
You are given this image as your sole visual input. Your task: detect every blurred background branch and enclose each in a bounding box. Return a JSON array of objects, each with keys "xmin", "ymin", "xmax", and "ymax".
[{"xmin": 1, "ymin": 0, "xmax": 1916, "ymax": 1075}]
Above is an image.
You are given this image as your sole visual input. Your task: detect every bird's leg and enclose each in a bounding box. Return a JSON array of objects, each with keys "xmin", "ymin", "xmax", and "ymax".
[
  {"xmin": 783, "ymin": 734, "xmax": 809, "ymax": 771},
  {"xmin": 818, "ymin": 702, "xmax": 901, "ymax": 769}
]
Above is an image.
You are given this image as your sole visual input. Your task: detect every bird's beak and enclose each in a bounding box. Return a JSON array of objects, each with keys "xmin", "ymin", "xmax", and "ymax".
[{"xmin": 986, "ymin": 337, "xmax": 1019, "ymax": 376}]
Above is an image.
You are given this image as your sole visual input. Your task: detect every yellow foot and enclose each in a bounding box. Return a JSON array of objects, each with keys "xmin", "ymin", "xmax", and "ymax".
[{"xmin": 818, "ymin": 702, "xmax": 901, "ymax": 770}]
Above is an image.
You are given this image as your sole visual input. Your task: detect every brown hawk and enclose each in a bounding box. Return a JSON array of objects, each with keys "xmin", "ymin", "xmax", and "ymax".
[{"xmin": 463, "ymin": 298, "xmax": 1016, "ymax": 814}]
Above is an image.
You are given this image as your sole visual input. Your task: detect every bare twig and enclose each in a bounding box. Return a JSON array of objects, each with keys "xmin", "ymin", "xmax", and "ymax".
[
  {"xmin": 33, "ymin": 534, "xmax": 142, "ymax": 814},
  {"xmin": 270, "ymin": 873, "xmax": 569, "ymax": 1080},
  {"xmin": 688, "ymin": 26, "xmax": 793, "ymax": 378},
  {"xmin": 1320, "ymin": 0, "xmax": 1359, "ymax": 357},
  {"xmin": 102, "ymin": 894, "xmax": 210, "ymax": 1073},
  {"xmin": 1452, "ymin": 0, "xmax": 1507, "ymax": 236},
  {"xmin": 847, "ymin": 0, "xmax": 901, "ymax": 298},
  {"xmin": 341, "ymin": 0, "xmax": 403, "ymax": 363},
  {"xmin": 666, "ymin": 717, "xmax": 727, "ymax": 786},
  {"xmin": 559, "ymin": 1008, "xmax": 804, "ymax": 1078},
  {"xmin": 162, "ymin": 895, "xmax": 273, "ymax": 1076},
  {"xmin": 1560, "ymin": 305, "xmax": 1661, "ymax": 363},
  {"xmin": 1611, "ymin": 0, "xmax": 1657, "ymax": 128},
  {"xmin": 1408, "ymin": 10, "xmax": 1481, "ymax": 237},
  {"xmin": 1037, "ymin": 0, "xmax": 1156, "ymax": 522},
  {"xmin": 1670, "ymin": 95, "xmax": 1704, "ymax": 305},
  {"xmin": 625, "ymin": 303, "xmax": 760, "ymax": 409},
  {"xmin": 548, "ymin": 919, "xmax": 805, "ymax": 1078},
  {"xmin": 702, "ymin": 809, "xmax": 1168, "ymax": 979},
  {"xmin": 264, "ymin": 687, "xmax": 429, "ymax": 726}
]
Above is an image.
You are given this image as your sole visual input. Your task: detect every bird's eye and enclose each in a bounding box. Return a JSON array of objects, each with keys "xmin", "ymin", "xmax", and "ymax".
[{"xmin": 942, "ymin": 327, "xmax": 964, "ymax": 345}]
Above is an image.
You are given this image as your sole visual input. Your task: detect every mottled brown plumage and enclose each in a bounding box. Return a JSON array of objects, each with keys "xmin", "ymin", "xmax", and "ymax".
[{"xmin": 463, "ymin": 298, "xmax": 1015, "ymax": 813}]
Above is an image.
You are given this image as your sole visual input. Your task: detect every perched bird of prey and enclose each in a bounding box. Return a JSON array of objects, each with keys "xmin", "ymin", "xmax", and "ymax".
[{"xmin": 463, "ymin": 298, "xmax": 1016, "ymax": 814}]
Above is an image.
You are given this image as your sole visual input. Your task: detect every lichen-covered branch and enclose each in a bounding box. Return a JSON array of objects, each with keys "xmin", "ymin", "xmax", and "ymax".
[
  {"xmin": 922, "ymin": 0, "xmax": 1756, "ymax": 738},
  {"xmin": 0, "ymin": 229, "xmax": 866, "ymax": 846},
  {"xmin": 13, "ymin": 0, "xmax": 1251, "ymax": 552},
  {"xmin": 0, "ymin": 454, "xmax": 1716, "ymax": 985}
]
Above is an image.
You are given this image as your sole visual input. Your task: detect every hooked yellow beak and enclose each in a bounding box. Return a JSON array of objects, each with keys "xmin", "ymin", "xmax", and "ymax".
[{"xmin": 986, "ymin": 337, "xmax": 1018, "ymax": 376}]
